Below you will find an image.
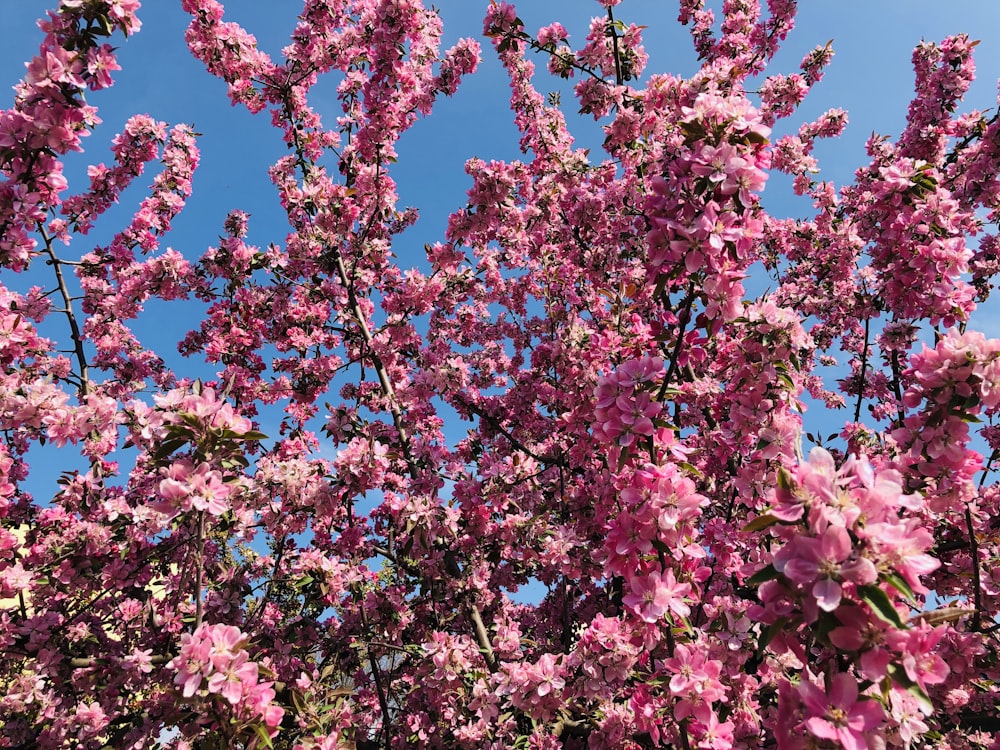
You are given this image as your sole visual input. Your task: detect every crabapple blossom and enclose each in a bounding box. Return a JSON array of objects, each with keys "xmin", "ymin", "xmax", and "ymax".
[
  {"xmin": 623, "ymin": 568, "xmax": 692, "ymax": 623},
  {"xmin": 3, "ymin": 0, "xmax": 1000, "ymax": 748},
  {"xmin": 797, "ymin": 672, "xmax": 885, "ymax": 750},
  {"xmin": 167, "ymin": 622, "xmax": 283, "ymax": 731}
]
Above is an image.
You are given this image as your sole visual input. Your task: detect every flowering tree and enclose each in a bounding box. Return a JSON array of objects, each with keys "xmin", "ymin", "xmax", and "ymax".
[{"xmin": 2, "ymin": 0, "xmax": 1000, "ymax": 747}]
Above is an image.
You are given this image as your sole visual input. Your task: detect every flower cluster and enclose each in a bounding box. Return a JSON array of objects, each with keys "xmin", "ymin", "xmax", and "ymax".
[
  {"xmin": 167, "ymin": 623, "xmax": 284, "ymax": 731},
  {"xmin": 155, "ymin": 460, "xmax": 233, "ymax": 517},
  {"xmin": 3, "ymin": 0, "xmax": 1000, "ymax": 748},
  {"xmin": 645, "ymin": 90, "xmax": 770, "ymax": 324},
  {"xmin": 0, "ymin": 1, "xmax": 139, "ymax": 269},
  {"xmin": 846, "ymin": 155, "xmax": 977, "ymax": 328},
  {"xmin": 499, "ymin": 652, "xmax": 567, "ymax": 722},
  {"xmin": 593, "ymin": 355, "xmax": 664, "ymax": 445},
  {"xmin": 892, "ymin": 328, "xmax": 1000, "ymax": 508},
  {"xmin": 751, "ymin": 447, "xmax": 947, "ymax": 746}
]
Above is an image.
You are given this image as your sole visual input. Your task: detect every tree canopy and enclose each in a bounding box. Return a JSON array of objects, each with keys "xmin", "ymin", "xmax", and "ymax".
[{"xmin": 2, "ymin": 1, "xmax": 1000, "ymax": 748}]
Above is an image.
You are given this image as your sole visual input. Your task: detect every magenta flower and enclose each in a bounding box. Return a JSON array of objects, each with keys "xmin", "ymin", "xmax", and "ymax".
[
  {"xmin": 624, "ymin": 569, "xmax": 691, "ymax": 623},
  {"xmin": 207, "ymin": 623, "xmax": 247, "ymax": 670},
  {"xmin": 206, "ymin": 650, "xmax": 259, "ymax": 705},
  {"xmin": 799, "ymin": 673, "xmax": 884, "ymax": 750},
  {"xmin": 155, "ymin": 460, "xmax": 233, "ymax": 517},
  {"xmin": 531, "ymin": 653, "xmax": 565, "ymax": 697},
  {"xmin": 662, "ymin": 642, "xmax": 726, "ymax": 714},
  {"xmin": 828, "ymin": 606, "xmax": 892, "ymax": 681},
  {"xmin": 864, "ymin": 519, "xmax": 939, "ymax": 592},
  {"xmin": 886, "ymin": 623, "xmax": 950, "ymax": 691},
  {"xmin": 606, "ymin": 511, "xmax": 655, "ymax": 557},
  {"xmin": 776, "ymin": 525, "xmax": 877, "ymax": 611},
  {"xmin": 692, "ymin": 710, "xmax": 735, "ymax": 750},
  {"xmin": 169, "ymin": 629, "xmax": 214, "ymax": 698}
]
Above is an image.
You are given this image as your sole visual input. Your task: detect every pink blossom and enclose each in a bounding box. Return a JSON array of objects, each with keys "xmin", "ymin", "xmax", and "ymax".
[
  {"xmin": 206, "ymin": 649, "xmax": 258, "ymax": 705},
  {"xmin": 775, "ymin": 525, "xmax": 877, "ymax": 611},
  {"xmin": 155, "ymin": 460, "xmax": 233, "ymax": 516},
  {"xmin": 662, "ymin": 642, "xmax": 724, "ymax": 699},
  {"xmin": 624, "ymin": 568, "xmax": 691, "ymax": 623},
  {"xmin": 531, "ymin": 653, "xmax": 565, "ymax": 698},
  {"xmin": 889, "ymin": 690, "xmax": 929, "ymax": 748},
  {"xmin": 691, "ymin": 711, "xmax": 735, "ymax": 750},
  {"xmin": 0, "ymin": 2, "xmax": 997, "ymax": 747},
  {"xmin": 169, "ymin": 628, "xmax": 214, "ymax": 698},
  {"xmin": 887, "ymin": 623, "xmax": 951, "ymax": 691},
  {"xmin": 799, "ymin": 673, "xmax": 885, "ymax": 750}
]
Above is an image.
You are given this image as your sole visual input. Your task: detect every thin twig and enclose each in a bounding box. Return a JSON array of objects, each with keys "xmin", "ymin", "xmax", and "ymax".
[
  {"xmin": 279, "ymin": 99, "xmax": 500, "ymax": 682},
  {"xmin": 194, "ymin": 511, "xmax": 205, "ymax": 629},
  {"xmin": 852, "ymin": 314, "xmax": 871, "ymax": 423},
  {"xmin": 965, "ymin": 503, "xmax": 983, "ymax": 631},
  {"xmin": 607, "ymin": 7, "xmax": 624, "ymax": 87},
  {"xmin": 38, "ymin": 223, "xmax": 89, "ymax": 397}
]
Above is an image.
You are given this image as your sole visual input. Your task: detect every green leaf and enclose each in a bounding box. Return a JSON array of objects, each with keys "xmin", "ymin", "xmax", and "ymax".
[
  {"xmin": 151, "ymin": 437, "xmax": 187, "ymax": 462},
  {"xmin": 813, "ymin": 610, "xmax": 838, "ymax": 645},
  {"xmin": 96, "ymin": 14, "xmax": 114, "ymax": 37},
  {"xmin": 883, "ymin": 570, "xmax": 916, "ymax": 602},
  {"xmin": 163, "ymin": 422, "xmax": 194, "ymax": 437},
  {"xmin": 746, "ymin": 563, "xmax": 780, "ymax": 588},
  {"xmin": 753, "ymin": 616, "xmax": 788, "ymax": 659},
  {"xmin": 678, "ymin": 461, "xmax": 701, "ymax": 477},
  {"xmin": 857, "ymin": 584, "xmax": 906, "ymax": 628},
  {"xmin": 680, "ymin": 120, "xmax": 707, "ymax": 142},
  {"xmin": 776, "ymin": 371, "xmax": 795, "ymax": 389},
  {"xmin": 249, "ymin": 722, "xmax": 274, "ymax": 749},
  {"xmin": 742, "ymin": 513, "xmax": 781, "ymax": 533},
  {"xmin": 651, "ymin": 538, "xmax": 673, "ymax": 555},
  {"xmin": 886, "ymin": 663, "xmax": 934, "ymax": 715},
  {"xmin": 776, "ymin": 467, "xmax": 794, "ymax": 491}
]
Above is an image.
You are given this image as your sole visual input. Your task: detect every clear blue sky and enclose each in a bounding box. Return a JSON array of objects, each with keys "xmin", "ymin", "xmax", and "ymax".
[
  {"xmin": 3, "ymin": 1, "xmax": 1000, "ymax": 496},
  {"xmin": 3, "ymin": 2, "xmax": 999, "ymax": 279}
]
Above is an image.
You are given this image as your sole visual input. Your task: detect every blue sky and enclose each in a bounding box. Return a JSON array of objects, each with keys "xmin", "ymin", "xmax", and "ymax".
[
  {"xmin": 3, "ymin": 2, "xmax": 999, "ymax": 277},
  {"xmin": 3, "ymin": 1, "xmax": 1000, "ymax": 497}
]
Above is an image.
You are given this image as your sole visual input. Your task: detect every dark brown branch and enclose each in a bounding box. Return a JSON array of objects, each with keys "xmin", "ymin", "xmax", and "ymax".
[
  {"xmin": 278, "ymin": 94, "xmax": 501, "ymax": 685},
  {"xmin": 659, "ymin": 281, "xmax": 698, "ymax": 398},
  {"xmin": 965, "ymin": 503, "xmax": 983, "ymax": 631},
  {"xmin": 852, "ymin": 314, "xmax": 871, "ymax": 423},
  {"xmin": 70, "ymin": 654, "xmax": 171, "ymax": 669},
  {"xmin": 452, "ymin": 393, "xmax": 561, "ymax": 468},
  {"xmin": 194, "ymin": 511, "xmax": 205, "ymax": 629},
  {"xmin": 607, "ymin": 7, "xmax": 624, "ymax": 87},
  {"xmin": 38, "ymin": 223, "xmax": 89, "ymax": 397},
  {"xmin": 469, "ymin": 601, "xmax": 498, "ymax": 671}
]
